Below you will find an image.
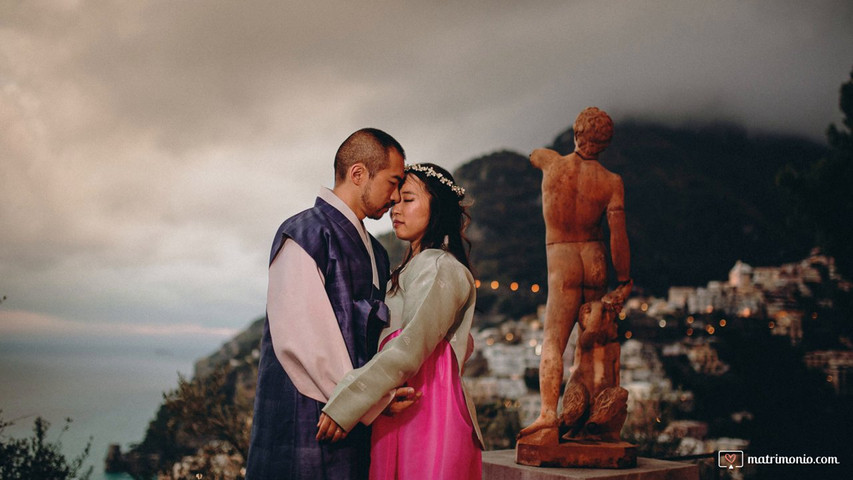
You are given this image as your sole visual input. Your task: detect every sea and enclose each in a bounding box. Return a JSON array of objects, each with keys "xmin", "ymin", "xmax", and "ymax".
[{"xmin": 0, "ymin": 337, "xmax": 220, "ymax": 480}]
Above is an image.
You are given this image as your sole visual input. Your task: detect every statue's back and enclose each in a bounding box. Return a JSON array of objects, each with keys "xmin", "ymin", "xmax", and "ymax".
[{"xmin": 540, "ymin": 153, "xmax": 621, "ymax": 244}]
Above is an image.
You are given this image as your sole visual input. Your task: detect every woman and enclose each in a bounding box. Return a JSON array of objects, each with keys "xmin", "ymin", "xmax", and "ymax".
[{"xmin": 318, "ymin": 163, "xmax": 483, "ymax": 479}]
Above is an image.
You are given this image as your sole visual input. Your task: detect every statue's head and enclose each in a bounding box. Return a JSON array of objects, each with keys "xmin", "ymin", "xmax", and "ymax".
[{"xmin": 573, "ymin": 107, "xmax": 613, "ymax": 158}]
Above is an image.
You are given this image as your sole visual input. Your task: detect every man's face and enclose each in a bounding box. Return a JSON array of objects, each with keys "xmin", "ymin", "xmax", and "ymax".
[{"xmin": 361, "ymin": 148, "xmax": 405, "ymax": 220}]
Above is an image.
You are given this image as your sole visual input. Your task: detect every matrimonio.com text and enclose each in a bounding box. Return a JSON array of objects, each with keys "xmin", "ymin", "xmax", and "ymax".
[{"xmin": 718, "ymin": 450, "xmax": 841, "ymax": 470}]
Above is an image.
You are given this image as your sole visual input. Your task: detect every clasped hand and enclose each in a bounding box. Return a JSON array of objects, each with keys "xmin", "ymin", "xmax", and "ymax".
[{"xmin": 316, "ymin": 386, "xmax": 421, "ymax": 442}]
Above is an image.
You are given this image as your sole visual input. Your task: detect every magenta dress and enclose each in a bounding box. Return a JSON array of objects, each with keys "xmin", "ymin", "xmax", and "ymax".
[
  {"xmin": 369, "ymin": 331, "xmax": 482, "ymax": 479},
  {"xmin": 322, "ymin": 250, "xmax": 483, "ymax": 479}
]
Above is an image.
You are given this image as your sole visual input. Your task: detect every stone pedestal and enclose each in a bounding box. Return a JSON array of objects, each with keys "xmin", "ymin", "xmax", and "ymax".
[
  {"xmin": 483, "ymin": 449, "xmax": 699, "ymax": 480},
  {"xmin": 516, "ymin": 440, "xmax": 637, "ymax": 469}
]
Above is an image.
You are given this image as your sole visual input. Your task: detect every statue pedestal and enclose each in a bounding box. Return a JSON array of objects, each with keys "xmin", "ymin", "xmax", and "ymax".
[
  {"xmin": 483, "ymin": 449, "xmax": 699, "ymax": 480},
  {"xmin": 516, "ymin": 439, "xmax": 637, "ymax": 469}
]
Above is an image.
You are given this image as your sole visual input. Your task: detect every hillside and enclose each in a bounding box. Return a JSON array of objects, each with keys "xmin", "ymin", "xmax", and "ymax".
[{"xmin": 380, "ymin": 121, "xmax": 825, "ymax": 316}]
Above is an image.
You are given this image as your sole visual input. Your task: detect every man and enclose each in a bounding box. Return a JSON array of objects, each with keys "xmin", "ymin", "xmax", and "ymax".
[
  {"xmin": 518, "ymin": 107, "xmax": 631, "ymax": 442},
  {"xmin": 245, "ymin": 128, "xmax": 407, "ymax": 479}
]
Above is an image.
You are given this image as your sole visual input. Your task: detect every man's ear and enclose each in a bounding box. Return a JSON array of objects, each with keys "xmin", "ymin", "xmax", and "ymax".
[{"xmin": 349, "ymin": 163, "xmax": 367, "ymax": 186}]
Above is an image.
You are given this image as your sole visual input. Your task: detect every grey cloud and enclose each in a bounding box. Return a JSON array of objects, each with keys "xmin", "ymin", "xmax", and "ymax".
[{"xmin": 1, "ymin": 0, "xmax": 851, "ymax": 342}]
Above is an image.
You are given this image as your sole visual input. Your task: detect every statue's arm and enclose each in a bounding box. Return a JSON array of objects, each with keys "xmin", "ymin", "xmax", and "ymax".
[
  {"xmin": 607, "ymin": 178, "xmax": 630, "ymax": 283},
  {"xmin": 529, "ymin": 148, "xmax": 551, "ymax": 170}
]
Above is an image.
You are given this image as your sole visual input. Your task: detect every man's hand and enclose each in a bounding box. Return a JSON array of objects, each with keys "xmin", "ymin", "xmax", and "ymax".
[
  {"xmin": 316, "ymin": 413, "xmax": 348, "ymax": 443},
  {"xmin": 385, "ymin": 387, "xmax": 422, "ymax": 416}
]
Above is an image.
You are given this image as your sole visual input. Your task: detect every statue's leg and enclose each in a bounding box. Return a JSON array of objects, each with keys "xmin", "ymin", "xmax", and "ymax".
[
  {"xmin": 586, "ymin": 387, "xmax": 628, "ymax": 442},
  {"xmin": 580, "ymin": 241, "xmax": 607, "ymax": 302},
  {"xmin": 518, "ymin": 244, "xmax": 582, "ymax": 438}
]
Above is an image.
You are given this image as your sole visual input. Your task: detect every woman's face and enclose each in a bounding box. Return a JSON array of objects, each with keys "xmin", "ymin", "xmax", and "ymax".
[{"xmin": 391, "ymin": 174, "xmax": 431, "ymax": 251}]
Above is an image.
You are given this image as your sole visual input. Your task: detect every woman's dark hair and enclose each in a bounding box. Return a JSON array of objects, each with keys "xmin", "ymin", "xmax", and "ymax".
[{"xmin": 389, "ymin": 163, "xmax": 473, "ymax": 293}]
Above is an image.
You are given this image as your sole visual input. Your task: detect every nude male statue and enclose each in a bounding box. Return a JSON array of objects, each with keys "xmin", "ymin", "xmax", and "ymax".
[{"xmin": 518, "ymin": 107, "xmax": 630, "ymax": 441}]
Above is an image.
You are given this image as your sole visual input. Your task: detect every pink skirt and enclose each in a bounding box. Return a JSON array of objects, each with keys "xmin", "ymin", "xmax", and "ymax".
[{"xmin": 369, "ymin": 330, "xmax": 482, "ymax": 480}]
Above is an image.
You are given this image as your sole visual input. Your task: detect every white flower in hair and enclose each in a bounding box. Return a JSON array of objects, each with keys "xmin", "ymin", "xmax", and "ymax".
[{"xmin": 405, "ymin": 164, "xmax": 466, "ymax": 197}]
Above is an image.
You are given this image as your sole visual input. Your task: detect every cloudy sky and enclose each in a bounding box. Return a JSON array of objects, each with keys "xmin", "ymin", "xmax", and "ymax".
[{"xmin": 1, "ymin": 0, "xmax": 851, "ymax": 349}]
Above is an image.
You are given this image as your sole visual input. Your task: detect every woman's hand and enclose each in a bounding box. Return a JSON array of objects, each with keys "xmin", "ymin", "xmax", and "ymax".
[
  {"xmin": 316, "ymin": 413, "xmax": 348, "ymax": 442},
  {"xmin": 384, "ymin": 387, "xmax": 422, "ymax": 416}
]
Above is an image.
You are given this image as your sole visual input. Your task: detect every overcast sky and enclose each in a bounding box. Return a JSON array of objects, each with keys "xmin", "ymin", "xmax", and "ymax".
[{"xmin": 1, "ymin": 0, "xmax": 851, "ymax": 349}]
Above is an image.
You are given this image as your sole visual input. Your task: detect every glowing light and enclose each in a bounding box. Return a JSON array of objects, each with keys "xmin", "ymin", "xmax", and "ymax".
[
  {"xmin": 528, "ymin": 339, "xmax": 538, "ymax": 347},
  {"xmin": 490, "ymin": 281, "xmax": 499, "ymax": 290},
  {"xmin": 475, "ymin": 279, "xmax": 481, "ymax": 288},
  {"xmin": 719, "ymin": 319, "xmax": 727, "ymax": 327},
  {"xmin": 531, "ymin": 284, "xmax": 540, "ymax": 293},
  {"xmin": 768, "ymin": 321, "xmax": 776, "ymax": 329},
  {"xmin": 687, "ymin": 316, "xmax": 694, "ymax": 324},
  {"xmin": 658, "ymin": 319, "xmax": 666, "ymax": 328},
  {"xmin": 618, "ymin": 312, "xmax": 626, "ymax": 320},
  {"xmin": 827, "ymin": 375, "xmax": 833, "ymax": 383},
  {"xmin": 535, "ymin": 344, "xmax": 542, "ymax": 356},
  {"xmin": 486, "ymin": 338, "xmax": 495, "ymax": 346},
  {"xmin": 686, "ymin": 328, "xmax": 694, "ymax": 336},
  {"xmin": 505, "ymin": 332, "xmax": 514, "ymax": 341},
  {"xmin": 706, "ymin": 325, "xmax": 715, "ymax": 335},
  {"xmin": 510, "ymin": 282, "xmax": 519, "ymax": 291},
  {"xmin": 625, "ymin": 331, "xmax": 633, "ymax": 339},
  {"xmin": 706, "ymin": 306, "xmax": 713, "ymax": 313},
  {"xmin": 641, "ymin": 303, "xmax": 649, "ymax": 312}
]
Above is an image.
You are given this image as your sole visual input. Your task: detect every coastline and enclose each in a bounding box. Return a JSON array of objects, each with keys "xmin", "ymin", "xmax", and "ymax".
[{"xmin": 0, "ymin": 338, "xmax": 217, "ymax": 480}]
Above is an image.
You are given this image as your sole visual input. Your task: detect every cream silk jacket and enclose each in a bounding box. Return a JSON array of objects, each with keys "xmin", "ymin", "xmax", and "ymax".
[{"xmin": 323, "ymin": 249, "xmax": 484, "ymax": 447}]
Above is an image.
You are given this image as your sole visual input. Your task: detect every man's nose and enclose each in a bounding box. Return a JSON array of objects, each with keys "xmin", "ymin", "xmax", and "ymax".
[{"xmin": 390, "ymin": 187, "xmax": 401, "ymax": 205}]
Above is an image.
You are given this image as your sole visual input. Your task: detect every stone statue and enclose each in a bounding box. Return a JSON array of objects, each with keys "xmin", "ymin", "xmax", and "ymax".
[{"xmin": 516, "ymin": 107, "xmax": 634, "ymax": 468}]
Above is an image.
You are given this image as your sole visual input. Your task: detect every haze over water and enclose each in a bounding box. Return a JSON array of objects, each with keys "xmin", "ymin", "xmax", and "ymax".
[{"xmin": 0, "ymin": 337, "xmax": 219, "ymax": 480}]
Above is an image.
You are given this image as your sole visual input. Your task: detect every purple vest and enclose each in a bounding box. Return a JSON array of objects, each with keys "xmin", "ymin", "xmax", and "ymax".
[{"xmin": 246, "ymin": 198, "xmax": 390, "ymax": 480}]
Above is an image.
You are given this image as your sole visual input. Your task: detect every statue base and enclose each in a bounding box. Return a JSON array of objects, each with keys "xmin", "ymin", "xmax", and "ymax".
[
  {"xmin": 516, "ymin": 439, "xmax": 638, "ymax": 469},
  {"xmin": 485, "ymin": 450, "xmax": 699, "ymax": 480}
]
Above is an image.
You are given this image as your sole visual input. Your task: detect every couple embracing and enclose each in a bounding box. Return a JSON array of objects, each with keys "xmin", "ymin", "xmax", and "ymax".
[{"xmin": 245, "ymin": 128, "xmax": 484, "ymax": 480}]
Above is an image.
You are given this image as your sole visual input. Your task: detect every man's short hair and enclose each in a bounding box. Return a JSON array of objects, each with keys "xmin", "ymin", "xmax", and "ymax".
[
  {"xmin": 334, "ymin": 128, "xmax": 405, "ymax": 183},
  {"xmin": 574, "ymin": 107, "xmax": 613, "ymax": 157}
]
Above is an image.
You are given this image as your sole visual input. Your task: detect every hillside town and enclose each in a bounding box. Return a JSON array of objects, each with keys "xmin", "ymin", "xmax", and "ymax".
[
  {"xmin": 462, "ymin": 248, "xmax": 852, "ymax": 459},
  {"xmin": 108, "ymin": 249, "xmax": 852, "ymax": 478}
]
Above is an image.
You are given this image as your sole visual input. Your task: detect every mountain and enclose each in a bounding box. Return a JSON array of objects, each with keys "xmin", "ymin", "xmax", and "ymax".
[{"xmin": 381, "ymin": 120, "xmax": 826, "ymax": 314}]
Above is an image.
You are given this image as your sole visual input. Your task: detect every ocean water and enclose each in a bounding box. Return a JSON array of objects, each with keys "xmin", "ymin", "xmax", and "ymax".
[{"xmin": 0, "ymin": 338, "xmax": 219, "ymax": 480}]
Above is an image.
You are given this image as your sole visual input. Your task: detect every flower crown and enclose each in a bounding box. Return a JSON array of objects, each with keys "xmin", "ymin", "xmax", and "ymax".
[{"xmin": 405, "ymin": 164, "xmax": 466, "ymax": 198}]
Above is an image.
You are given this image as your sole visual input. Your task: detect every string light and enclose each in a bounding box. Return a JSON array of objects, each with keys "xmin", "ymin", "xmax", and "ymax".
[{"xmin": 470, "ymin": 279, "xmax": 544, "ymax": 293}]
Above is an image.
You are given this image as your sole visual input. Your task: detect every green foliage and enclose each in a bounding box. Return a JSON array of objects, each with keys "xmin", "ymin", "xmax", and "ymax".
[
  {"xmin": 778, "ymin": 68, "xmax": 853, "ymax": 278},
  {"xmin": 0, "ymin": 411, "xmax": 92, "ymax": 480},
  {"xmin": 129, "ymin": 366, "xmax": 253, "ymax": 478},
  {"xmin": 163, "ymin": 368, "xmax": 252, "ymax": 461}
]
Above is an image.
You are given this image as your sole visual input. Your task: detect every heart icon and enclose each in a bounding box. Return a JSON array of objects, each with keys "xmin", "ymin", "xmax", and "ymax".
[{"xmin": 724, "ymin": 453, "xmax": 736, "ymax": 464}]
